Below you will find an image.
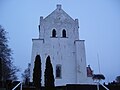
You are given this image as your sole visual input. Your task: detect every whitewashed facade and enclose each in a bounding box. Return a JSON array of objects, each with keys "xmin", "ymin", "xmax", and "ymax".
[{"xmin": 30, "ymin": 4, "xmax": 93, "ymax": 86}]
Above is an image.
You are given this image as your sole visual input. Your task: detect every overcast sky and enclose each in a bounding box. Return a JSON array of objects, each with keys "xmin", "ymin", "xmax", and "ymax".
[{"xmin": 0, "ymin": 0, "xmax": 120, "ymax": 82}]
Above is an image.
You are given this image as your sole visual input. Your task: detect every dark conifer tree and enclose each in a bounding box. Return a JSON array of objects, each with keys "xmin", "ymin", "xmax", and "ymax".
[
  {"xmin": 33, "ymin": 55, "xmax": 41, "ymax": 89},
  {"xmin": 0, "ymin": 25, "xmax": 19, "ymax": 81},
  {"xmin": 0, "ymin": 58, "xmax": 2, "ymax": 81},
  {"xmin": 44, "ymin": 56, "xmax": 55, "ymax": 90}
]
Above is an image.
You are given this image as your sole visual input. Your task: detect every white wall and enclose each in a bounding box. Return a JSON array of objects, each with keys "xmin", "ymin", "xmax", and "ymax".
[{"xmin": 30, "ymin": 4, "xmax": 93, "ymax": 86}]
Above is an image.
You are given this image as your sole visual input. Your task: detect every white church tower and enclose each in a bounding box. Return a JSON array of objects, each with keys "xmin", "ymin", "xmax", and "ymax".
[{"xmin": 30, "ymin": 4, "xmax": 93, "ymax": 86}]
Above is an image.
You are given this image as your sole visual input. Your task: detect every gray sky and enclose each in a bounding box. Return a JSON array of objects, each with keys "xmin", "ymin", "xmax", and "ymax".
[{"xmin": 0, "ymin": 0, "xmax": 120, "ymax": 82}]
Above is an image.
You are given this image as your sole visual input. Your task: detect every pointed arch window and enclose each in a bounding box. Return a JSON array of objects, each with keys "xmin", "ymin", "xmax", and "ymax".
[
  {"xmin": 62, "ymin": 29, "xmax": 66, "ymax": 37},
  {"xmin": 52, "ymin": 29, "xmax": 56, "ymax": 37},
  {"xmin": 56, "ymin": 64, "xmax": 62, "ymax": 78}
]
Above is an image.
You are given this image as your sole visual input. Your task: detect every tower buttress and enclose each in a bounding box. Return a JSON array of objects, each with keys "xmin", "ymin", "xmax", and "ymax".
[{"xmin": 39, "ymin": 16, "xmax": 43, "ymax": 38}]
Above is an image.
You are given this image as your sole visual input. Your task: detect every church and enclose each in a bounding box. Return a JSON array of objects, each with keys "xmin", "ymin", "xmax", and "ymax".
[{"xmin": 30, "ymin": 4, "xmax": 93, "ymax": 86}]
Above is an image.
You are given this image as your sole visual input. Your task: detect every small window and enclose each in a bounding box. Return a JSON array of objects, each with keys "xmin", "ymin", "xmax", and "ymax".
[
  {"xmin": 56, "ymin": 65, "xmax": 62, "ymax": 78},
  {"xmin": 62, "ymin": 29, "xmax": 66, "ymax": 37},
  {"xmin": 52, "ymin": 29, "xmax": 56, "ymax": 37}
]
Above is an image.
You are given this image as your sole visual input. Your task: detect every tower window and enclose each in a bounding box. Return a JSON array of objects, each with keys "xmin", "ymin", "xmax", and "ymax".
[
  {"xmin": 56, "ymin": 65, "xmax": 62, "ymax": 78},
  {"xmin": 52, "ymin": 29, "xmax": 56, "ymax": 37},
  {"xmin": 62, "ymin": 29, "xmax": 66, "ymax": 37}
]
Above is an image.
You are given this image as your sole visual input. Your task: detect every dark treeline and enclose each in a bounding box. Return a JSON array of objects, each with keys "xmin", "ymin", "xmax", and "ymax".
[{"xmin": 0, "ymin": 25, "xmax": 19, "ymax": 82}]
